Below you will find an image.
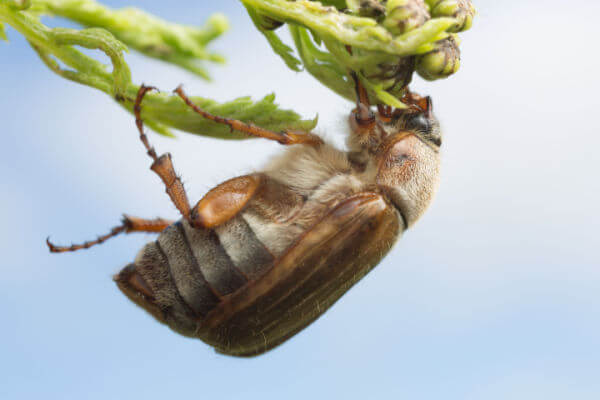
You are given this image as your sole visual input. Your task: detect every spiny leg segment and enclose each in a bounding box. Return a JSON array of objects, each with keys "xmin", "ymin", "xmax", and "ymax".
[
  {"xmin": 47, "ymin": 216, "xmax": 173, "ymax": 253},
  {"xmin": 173, "ymin": 85, "xmax": 323, "ymax": 146},
  {"xmin": 377, "ymin": 104, "xmax": 393, "ymax": 122},
  {"xmin": 48, "ymin": 82, "xmax": 324, "ymax": 254},
  {"xmin": 348, "ymin": 71, "xmax": 388, "ymax": 146},
  {"xmin": 135, "ymin": 85, "xmax": 193, "ymax": 222},
  {"xmin": 47, "ymin": 84, "xmax": 188, "ymax": 253}
]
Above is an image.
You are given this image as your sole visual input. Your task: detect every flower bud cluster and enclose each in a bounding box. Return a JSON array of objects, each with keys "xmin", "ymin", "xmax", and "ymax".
[
  {"xmin": 428, "ymin": 0, "xmax": 475, "ymax": 33},
  {"xmin": 383, "ymin": 0, "xmax": 430, "ymax": 35}
]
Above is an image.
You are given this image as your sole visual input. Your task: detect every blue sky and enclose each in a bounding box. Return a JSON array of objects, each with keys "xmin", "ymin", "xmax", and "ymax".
[{"xmin": 1, "ymin": 1, "xmax": 599, "ymax": 399}]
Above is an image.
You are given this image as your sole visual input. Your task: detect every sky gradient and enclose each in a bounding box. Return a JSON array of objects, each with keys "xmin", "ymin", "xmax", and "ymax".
[{"xmin": 1, "ymin": 1, "xmax": 599, "ymax": 399}]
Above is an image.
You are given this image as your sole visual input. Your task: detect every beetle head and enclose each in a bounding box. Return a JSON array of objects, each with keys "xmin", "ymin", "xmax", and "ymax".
[{"xmin": 374, "ymin": 97, "xmax": 441, "ymax": 227}]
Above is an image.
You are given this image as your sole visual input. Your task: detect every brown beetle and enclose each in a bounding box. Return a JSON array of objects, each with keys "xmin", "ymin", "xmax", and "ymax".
[{"xmin": 48, "ymin": 76, "xmax": 441, "ymax": 357}]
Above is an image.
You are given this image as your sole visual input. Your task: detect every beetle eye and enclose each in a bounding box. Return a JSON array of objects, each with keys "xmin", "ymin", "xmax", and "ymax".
[{"xmin": 406, "ymin": 113, "xmax": 431, "ymax": 133}]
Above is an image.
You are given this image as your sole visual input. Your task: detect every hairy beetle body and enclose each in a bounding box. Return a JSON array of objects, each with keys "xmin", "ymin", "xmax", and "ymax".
[
  {"xmin": 115, "ymin": 125, "xmax": 437, "ymax": 355},
  {"xmin": 50, "ymin": 83, "xmax": 441, "ymax": 357}
]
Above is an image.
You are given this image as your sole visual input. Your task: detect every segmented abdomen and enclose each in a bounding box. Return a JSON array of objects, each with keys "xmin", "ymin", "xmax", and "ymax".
[{"xmin": 133, "ymin": 216, "xmax": 276, "ymax": 334}]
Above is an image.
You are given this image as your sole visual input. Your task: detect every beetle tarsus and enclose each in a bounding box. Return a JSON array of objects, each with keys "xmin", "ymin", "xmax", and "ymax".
[
  {"xmin": 46, "ymin": 225, "xmax": 127, "ymax": 253},
  {"xmin": 134, "ymin": 85, "xmax": 193, "ymax": 222},
  {"xmin": 46, "ymin": 215, "xmax": 173, "ymax": 253}
]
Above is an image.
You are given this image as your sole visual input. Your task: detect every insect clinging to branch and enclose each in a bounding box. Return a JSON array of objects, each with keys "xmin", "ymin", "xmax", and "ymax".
[{"xmin": 48, "ymin": 73, "xmax": 441, "ymax": 357}]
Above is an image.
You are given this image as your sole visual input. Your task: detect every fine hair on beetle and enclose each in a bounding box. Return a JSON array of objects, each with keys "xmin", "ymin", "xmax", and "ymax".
[{"xmin": 48, "ymin": 71, "xmax": 442, "ymax": 357}]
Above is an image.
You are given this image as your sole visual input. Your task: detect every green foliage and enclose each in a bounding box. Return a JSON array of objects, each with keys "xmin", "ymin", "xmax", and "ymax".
[
  {"xmin": 314, "ymin": 0, "xmax": 347, "ymax": 10},
  {"xmin": 243, "ymin": 0, "xmax": 455, "ymax": 55},
  {"xmin": 0, "ymin": 0, "xmax": 316, "ymax": 139},
  {"xmin": 31, "ymin": 0, "xmax": 228, "ymax": 80},
  {"xmin": 0, "ymin": 0, "xmax": 476, "ymax": 139},
  {"xmin": 245, "ymin": 5, "xmax": 302, "ymax": 72},
  {"xmin": 133, "ymin": 91, "xmax": 318, "ymax": 140},
  {"xmin": 242, "ymin": 0, "xmax": 475, "ymax": 106}
]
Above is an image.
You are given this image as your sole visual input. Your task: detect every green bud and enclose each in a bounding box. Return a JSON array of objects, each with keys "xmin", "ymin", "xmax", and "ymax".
[
  {"xmin": 363, "ymin": 55, "xmax": 416, "ymax": 98},
  {"xmin": 383, "ymin": 0, "xmax": 430, "ymax": 35},
  {"xmin": 415, "ymin": 35, "xmax": 460, "ymax": 80},
  {"xmin": 357, "ymin": 0, "xmax": 387, "ymax": 20},
  {"xmin": 428, "ymin": 0, "xmax": 476, "ymax": 32}
]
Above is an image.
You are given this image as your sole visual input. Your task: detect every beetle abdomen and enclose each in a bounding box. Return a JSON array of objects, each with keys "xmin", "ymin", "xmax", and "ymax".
[
  {"xmin": 212, "ymin": 215, "xmax": 275, "ymax": 280},
  {"xmin": 118, "ymin": 216, "xmax": 276, "ymax": 336}
]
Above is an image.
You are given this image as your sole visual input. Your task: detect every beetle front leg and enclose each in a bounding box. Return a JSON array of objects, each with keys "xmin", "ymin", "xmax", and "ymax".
[
  {"xmin": 348, "ymin": 72, "xmax": 385, "ymax": 152},
  {"xmin": 173, "ymin": 86, "xmax": 323, "ymax": 147},
  {"xmin": 134, "ymin": 85, "xmax": 193, "ymax": 223}
]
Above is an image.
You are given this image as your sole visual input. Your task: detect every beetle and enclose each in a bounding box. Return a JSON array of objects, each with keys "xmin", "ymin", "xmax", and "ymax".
[{"xmin": 48, "ymin": 75, "xmax": 441, "ymax": 357}]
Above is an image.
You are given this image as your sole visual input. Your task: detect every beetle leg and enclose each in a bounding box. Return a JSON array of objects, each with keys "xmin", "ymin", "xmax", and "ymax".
[
  {"xmin": 377, "ymin": 104, "xmax": 393, "ymax": 122},
  {"xmin": 173, "ymin": 85, "xmax": 323, "ymax": 147},
  {"xmin": 47, "ymin": 215, "xmax": 173, "ymax": 253},
  {"xmin": 348, "ymin": 72, "xmax": 385, "ymax": 148},
  {"xmin": 350, "ymin": 71, "xmax": 376, "ymax": 128},
  {"xmin": 135, "ymin": 85, "xmax": 193, "ymax": 222}
]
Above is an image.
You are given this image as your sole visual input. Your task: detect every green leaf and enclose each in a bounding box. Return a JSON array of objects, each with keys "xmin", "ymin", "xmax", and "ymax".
[
  {"xmin": 242, "ymin": 0, "xmax": 458, "ymax": 56},
  {"xmin": 313, "ymin": 0, "xmax": 347, "ymax": 10},
  {"xmin": 243, "ymin": 0, "xmax": 475, "ymax": 106},
  {"xmin": 289, "ymin": 25, "xmax": 354, "ymax": 101},
  {"xmin": 0, "ymin": 21, "xmax": 6, "ymax": 40},
  {"xmin": 31, "ymin": 0, "xmax": 229, "ymax": 79},
  {"xmin": 6, "ymin": 0, "xmax": 31, "ymax": 10},
  {"xmin": 124, "ymin": 89, "xmax": 318, "ymax": 140},
  {"xmin": 0, "ymin": 2, "xmax": 316, "ymax": 139},
  {"xmin": 245, "ymin": 5, "xmax": 302, "ymax": 72}
]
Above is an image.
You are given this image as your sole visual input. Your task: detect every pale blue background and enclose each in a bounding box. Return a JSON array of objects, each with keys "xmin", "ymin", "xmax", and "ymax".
[{"xmin": 1, "ymin": 1, "xmax": 599, "ymax": 399}]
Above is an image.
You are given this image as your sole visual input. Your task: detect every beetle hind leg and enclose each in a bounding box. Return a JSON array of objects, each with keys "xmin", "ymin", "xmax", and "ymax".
[{"xmin": 46, "ymin": 215, "xmax": 173, "ymax": 253}]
